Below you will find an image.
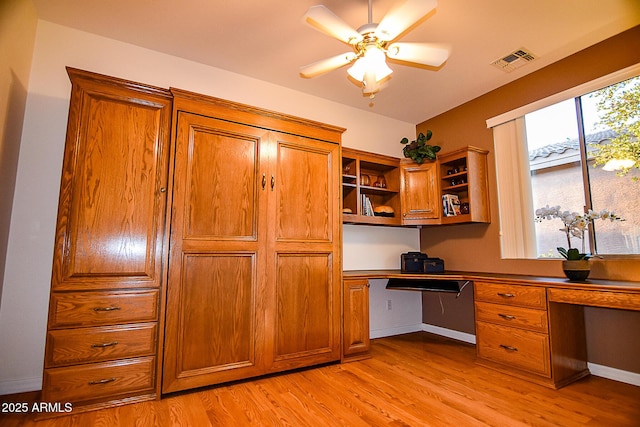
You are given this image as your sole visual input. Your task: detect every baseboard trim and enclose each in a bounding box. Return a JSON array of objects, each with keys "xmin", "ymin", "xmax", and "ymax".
[
  {"xmin": 370, "ymin": 323, "xmax": 423, "ymax": 339},
  {"xmin": 420, "ymin": 323, "xmax": 640, "ymax": 387},
  {"xmin": 421, "ymin": 323, "xmax": 476, "ymax": 344},
  {"xmin": 0, "ymin": 377, "xmax": 41, "ymax": 396},
  {"xmin": 588, "ymin": 362, "xmax": 640, "ymax": 387}
]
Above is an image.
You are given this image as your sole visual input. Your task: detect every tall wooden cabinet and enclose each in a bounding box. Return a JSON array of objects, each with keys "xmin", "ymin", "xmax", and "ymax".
[
  {"xmin": 161, "ymin": 90, "xmax": 344, "ymax": 393},
  {"xmin": 42, "ymin": 69, "xmax": 172, "ymax": 412}
]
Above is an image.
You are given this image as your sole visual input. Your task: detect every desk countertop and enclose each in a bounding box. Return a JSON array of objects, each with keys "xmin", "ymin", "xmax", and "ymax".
[{"xmin": 343, "ymin": 270, "xmax": 640, "ymax": 294}]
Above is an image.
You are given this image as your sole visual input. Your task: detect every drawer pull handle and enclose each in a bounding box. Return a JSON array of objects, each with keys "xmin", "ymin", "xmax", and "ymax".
[
  {"xmin": 91, "ymin": 341, "xmax": 118, "ymax": 348},
  {"xmin": 498, "ymin": 314, "xmax": 516, "ymax": 320},
  {"xmin": 88, "ymin": 377, "xmax": 116, "ymax": 385},
  {"xmin": 497, "ymin": 293, "xmax": 515, "ymax": 298},
  {"xmin": 499, "ymin": 344, "xmax": 518, "ymax": 352},
  {"xmin": 93, "ymin": 306, "xmax": 121, "ymax": 312}
]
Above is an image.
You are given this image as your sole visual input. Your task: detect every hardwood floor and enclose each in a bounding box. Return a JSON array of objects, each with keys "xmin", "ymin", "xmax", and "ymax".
[{"xmin": 2, "ymin": 332, "xmax": 639, "ymax": 426}]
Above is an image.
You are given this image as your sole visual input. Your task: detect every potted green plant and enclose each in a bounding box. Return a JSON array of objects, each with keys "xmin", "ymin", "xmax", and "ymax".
[
  {"xmin": 535, "ymin": 206, "xmax": 623, "ymax": 281},
  {"xmin": 400, "ymin": 130, "xmax": 441, "ymax": 164}
]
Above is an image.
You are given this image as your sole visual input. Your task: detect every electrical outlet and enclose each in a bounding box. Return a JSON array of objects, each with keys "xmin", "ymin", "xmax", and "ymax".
[{"xmin": 386, "ymin": 299, "xmax": 392, "ymax": 310}]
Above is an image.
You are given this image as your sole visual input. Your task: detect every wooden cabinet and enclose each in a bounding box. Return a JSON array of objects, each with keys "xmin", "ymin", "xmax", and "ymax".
[
  {"xmin": 400, "ymin": 160, "xmax": 440, "ymax": 224},
  {"xmin": 438, "ymin": 146, "xmax": 490, "ymax": 224},
  {"xmin": 342, "ymin": 279, "xmax": 371, "ymax": 361},
  {"xmin": 42, "ymin": 68, "xmax": 172, "ymax": 412},
  {"xmin": 343, "ymin": 146, "xmax": 489, "ymax": 227},
  {"xmin": 341, "ymin": 148, "xmax": 401, "ymax": 226},
  {"xmin": 162, "ymin": 90, "xmax": 343, "ymax": 393},
  {"xmin": 474, "ymin": 281, "xmax": 589, "ymax": 388}
]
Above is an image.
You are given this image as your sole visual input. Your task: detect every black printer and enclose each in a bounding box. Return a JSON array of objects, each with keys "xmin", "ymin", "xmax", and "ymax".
[{"xmin": 401, "ymin": 252, "xmax": 444, "ymax": 273}]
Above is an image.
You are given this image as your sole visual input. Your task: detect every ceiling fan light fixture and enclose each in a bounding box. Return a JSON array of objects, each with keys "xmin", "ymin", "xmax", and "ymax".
[{"xmin": 347, "ymin": 44, "xmax": 393, "ymax": 82}]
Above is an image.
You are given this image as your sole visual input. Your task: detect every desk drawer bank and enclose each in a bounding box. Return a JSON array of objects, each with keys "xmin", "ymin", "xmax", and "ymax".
[{"xmin": 342, "ymin": 270, "xmax": 640, "ymax": 389}]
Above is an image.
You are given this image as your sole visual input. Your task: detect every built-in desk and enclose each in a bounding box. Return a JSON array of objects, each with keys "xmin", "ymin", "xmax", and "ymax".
[{"xmin": 342, "ymin": 270, "xmax": 640, "ymax": 388}]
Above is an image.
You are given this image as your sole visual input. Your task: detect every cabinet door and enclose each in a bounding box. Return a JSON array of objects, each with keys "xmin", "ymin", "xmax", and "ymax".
[
  {"xmin": 342, "ymin": 279, "xmax": 370, "ymax": 361},
  {"xmin": 162, "ymin": 112, "xmax": 268, "ymax": 393},
  {"xmin": 266, "ymin": 133, "xmax": 341, "ymax": 371},
  {"xmin": 400, "ymin": 161, "xmax": 440, "ymax": 223},
  {"xmin": 51, "ymin": 70, "xmax": 172, "ymax": 291}
]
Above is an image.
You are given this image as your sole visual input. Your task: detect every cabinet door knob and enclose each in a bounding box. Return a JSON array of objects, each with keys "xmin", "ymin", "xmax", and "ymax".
[
  {"xmin": 499, "ymin": 344, "xmax": 518, "ymax": 352},
  {"xmin": 262, "ymin": 173, "xmax": 267, "ymax": 190},
  {"xmin": 160, "ymin": 187, "xmax": 167, "ymax": 193},
  {"xmin": 271, "ymin": 175, "xmax": 275, "ymax": 191}
]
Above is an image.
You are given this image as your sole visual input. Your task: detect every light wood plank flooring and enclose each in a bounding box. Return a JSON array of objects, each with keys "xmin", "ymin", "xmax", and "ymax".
[{"xmin": 2, "ymin": 332, "xmax": 639, "ymax": 426}]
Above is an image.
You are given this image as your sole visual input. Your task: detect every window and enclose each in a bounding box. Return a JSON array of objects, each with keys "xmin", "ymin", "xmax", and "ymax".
[{"xmin": 490, "ymin": 66, "xmax": 639, "ymax": 259}]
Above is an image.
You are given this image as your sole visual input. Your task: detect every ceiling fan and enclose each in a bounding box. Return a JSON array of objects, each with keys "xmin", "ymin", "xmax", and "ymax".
[{"xmin": 300, "ymin": 0, "xmax": 450, "ymax": 97}]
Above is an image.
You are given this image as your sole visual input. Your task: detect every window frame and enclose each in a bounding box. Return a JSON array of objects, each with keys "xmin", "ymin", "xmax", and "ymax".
[{"xmin": 488, "ymin": 63, "xmax": 640, "ymax": 260}]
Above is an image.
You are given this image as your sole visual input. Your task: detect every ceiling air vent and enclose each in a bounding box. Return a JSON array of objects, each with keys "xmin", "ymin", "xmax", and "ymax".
[{"xmin": 491, "ymin": 48, "xmax": 537, "ymax": 72}]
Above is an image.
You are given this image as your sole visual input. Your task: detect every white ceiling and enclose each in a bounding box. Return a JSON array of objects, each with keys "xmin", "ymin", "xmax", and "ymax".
[{"xmin": 32, "ymin": 0, "xmax": 640, "ymax": 124}]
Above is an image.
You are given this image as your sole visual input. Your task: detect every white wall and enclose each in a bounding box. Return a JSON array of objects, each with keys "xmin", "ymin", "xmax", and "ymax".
[
  {"xmin": 343, "ymin": 225, "xmax": 423, "ymax": 338},
  {"xmin": 0, "ymin": 20, "xmax": 420, "ymax": 394}
]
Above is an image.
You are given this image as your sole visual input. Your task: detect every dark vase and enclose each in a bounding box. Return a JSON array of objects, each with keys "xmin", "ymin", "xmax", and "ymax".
[{"xmin": 562, "ymin": 260, "xmax": 590, "ymax": 281}]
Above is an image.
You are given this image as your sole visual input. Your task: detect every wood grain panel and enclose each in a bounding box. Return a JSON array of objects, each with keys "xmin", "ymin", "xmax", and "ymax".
[
  {"xmin": 181, "ymin": 115, "xmax": 260, "ymax": 239},
  {"xmin": 274, "ymin": 136, "xmax": 335, "ymax": 242},
  {"xmin": 475, "ymin": 301, "xmax": 548, "ymax": 332},
  {"xmin": 52, "ymin": 69, "xmax": 172, "ymax": 290},
  {"xmin": 48, "ymin": 290, "xmax": 159, "ymax": 328},
  {"xmin": 177, "ymin": 254, "xmax": 256, "ymax": 373},
  {"xmin": 548, "ymin": 288, "xmax": 640, "ymax": 310},
  {"xmin": 400, "ymin": 161, "xmax": 439, "ymax": 222},
  {"xmin": 342, "ymin": 279, "xmax": 370, "ymax": 359},
  {"xmin": 272, "ymin": 253, "xmax": 338, "ymax": 363},
  {"xmin": 43, "ymin": 356, "xmax": 155, "ymax": 404},
  {"xmin": 474, "ymin": 282, "xmax": 546, "ymax": 308},
  {"xmin": 476, "ymin": 321, "xmax": 551, "ymax": 376},
  {"xmin": 46, "ymin": 323, "xmax": 157, "ymax": 367}
]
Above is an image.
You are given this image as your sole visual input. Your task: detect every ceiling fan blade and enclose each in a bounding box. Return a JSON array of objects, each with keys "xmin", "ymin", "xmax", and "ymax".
[
  {"xmin": 386, "ymin": 42, "xmax": 449, "ymax": 67},
  {"xmin": 375, "ymin": 0, "xmax": 437, "ymax": 41},
  {"xmin": 300, "ymin": 52, "xmax": 357, "ymax": 78},
  {"xmin": 303, "ymin": 5, "xmax": 363, "ymax": 45}
]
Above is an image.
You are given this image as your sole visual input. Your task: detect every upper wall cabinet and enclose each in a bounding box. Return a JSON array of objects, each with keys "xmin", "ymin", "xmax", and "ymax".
[
  {"xmin": 343, "ymin": 146, "xmax": 490, "ymax": 226},
  {"xmin": 342, "ymin": 148, "xmax": 402, "ymax": 226},
  {"xmin": 438, "ymin": 146, "xmax": 490, "ymax": 225},
  {"xmin": 400, "ymin": 160, "xmax": 440, "ymax": 225}
]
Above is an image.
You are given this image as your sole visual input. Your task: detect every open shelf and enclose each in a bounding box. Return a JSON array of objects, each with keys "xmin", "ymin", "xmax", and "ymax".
[
  {"xmin": 342, "ymin": 148, "xmax": 401, "ymax": 226},
  {"xmin": 438, "ymin": 146, "xmax": 490, "ymax": 224}
]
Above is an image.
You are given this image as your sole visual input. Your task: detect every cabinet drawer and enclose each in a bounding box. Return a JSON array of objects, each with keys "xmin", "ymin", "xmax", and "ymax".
[
  {"xmin": 475, "ymin": 302, "xmax": 548, "ymax": 333},
  {"xmin": 476, "ymin": 321, "xmax": 550, "ymax": 376},
  {"xmin": 49, "ymin": 290, "xmax": 158, "ymax": 328},
  {"xmin": 45, "ymin": 323, "xmax": 157, "ymax": 367},
  {"xmin": 43, "ymin": 356, "xmax": 155, "ymax": 404},
  {"xmin": 474, "ymin": 282, "xmax": 546, "ymax": 308}
]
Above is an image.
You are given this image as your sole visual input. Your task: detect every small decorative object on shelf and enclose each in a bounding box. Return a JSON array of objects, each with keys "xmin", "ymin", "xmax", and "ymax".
[
  {"xmin": 400, "ymin": 130, "xmax": 441, "ymax": 164},
  {"xmin": 442, "ymin": 194, "xmax": 461, "ymax": 217},
  {"xmin": 374, "ymin": 175, "xmax": 387, "ymax": 188},
  {"xmin": 373, "ymin": 205, "xmax": 394, "ymax": 217},
  {"xmin": 534, "ymin": 205, "xmax": 624, "ymax": 281}
]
